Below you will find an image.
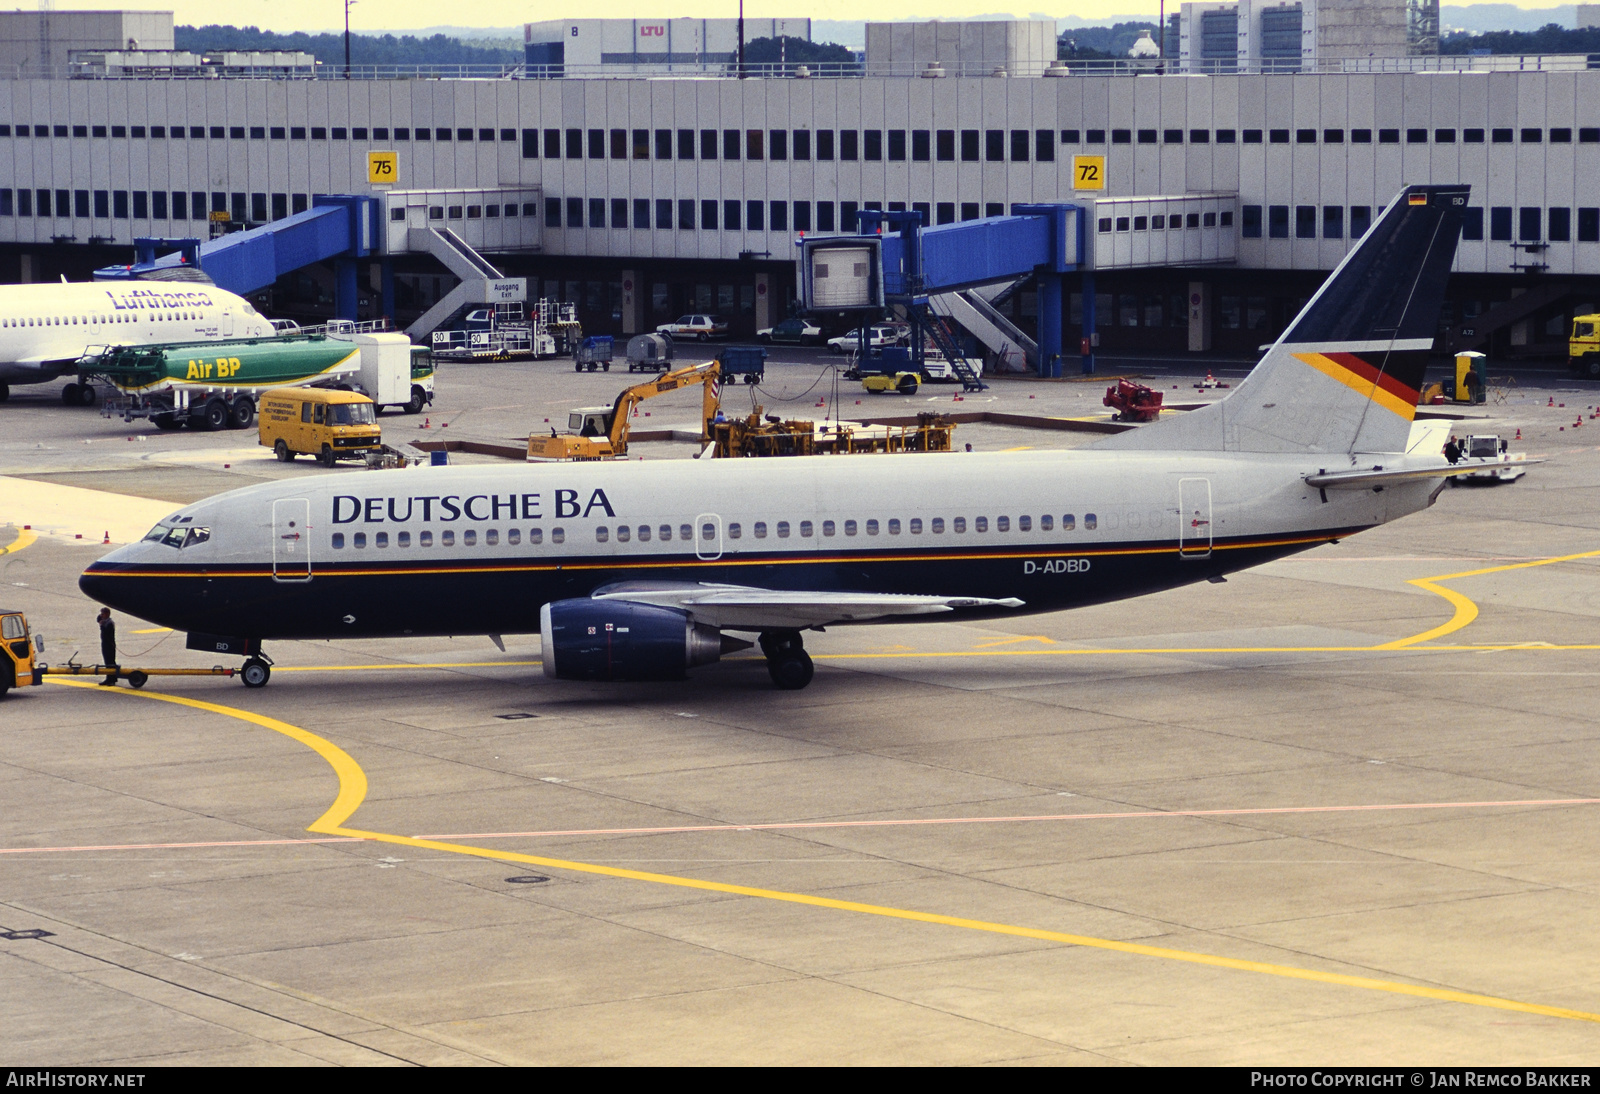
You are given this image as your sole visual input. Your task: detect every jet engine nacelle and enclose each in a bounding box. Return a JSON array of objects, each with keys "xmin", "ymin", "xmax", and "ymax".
[{"xmin": 539, "ymin": 599, "xmax": 744, "ymax": 681}]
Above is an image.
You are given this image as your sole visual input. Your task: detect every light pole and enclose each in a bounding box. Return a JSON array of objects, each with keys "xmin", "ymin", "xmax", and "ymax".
[{"xmin": 344, "ymin": 0, "xmax": 357, "ymax": 77}]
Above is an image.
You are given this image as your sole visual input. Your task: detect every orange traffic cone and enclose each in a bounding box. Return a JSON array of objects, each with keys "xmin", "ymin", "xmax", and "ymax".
[
  {"xmin": 1515, "ymin": 428, "xmax": 1521, "ymax": 440},
  {"xmin": 1549, "ymin": 396, "xmax": 1556, "ymax": 407},
  {"xmin": 102, "ymin": 531, "xmax": 110, "ymax": 544}
]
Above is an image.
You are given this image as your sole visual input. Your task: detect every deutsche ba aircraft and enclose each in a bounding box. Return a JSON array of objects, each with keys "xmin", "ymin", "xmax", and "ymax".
[
  {"xmin": 0, "ymin": 280, "xmax": 273, "ymax": 403},
  {"xmin": 83, "ymin": 184, "xmax": 1484, "ymax": 691}
]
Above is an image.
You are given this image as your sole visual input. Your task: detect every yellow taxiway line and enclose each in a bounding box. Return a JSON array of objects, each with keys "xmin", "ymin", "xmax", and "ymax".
[
  {"xmin": 0, "ymin": 526, "xmax": 36, "ymax": 556},
  {"xmin": 45, "ymin": 676, "xmax": 1600, "ymax": 1027}
]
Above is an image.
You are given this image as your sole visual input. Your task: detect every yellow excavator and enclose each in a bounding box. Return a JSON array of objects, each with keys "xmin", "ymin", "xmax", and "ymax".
[{"xmin": 527, "ymin": 360, "xmax": 723, "ymax": 461}]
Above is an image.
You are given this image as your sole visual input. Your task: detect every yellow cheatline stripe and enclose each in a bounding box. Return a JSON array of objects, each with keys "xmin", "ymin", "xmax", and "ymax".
[
  {"xmin": 0, "ymin": 527, "xmax": 37, "ymax": 556},
  {"xmin": 45, "ymin": 676, "xmax": 1600, "ymax": 1026},
  {"xmin": 1294, "ymin": 352, "xmax": 1416, "ymax": 421},
  {"xmin": 131, "ymin": 627, "xmax": 173, "ymax": 635},
  {"xmin": 1379, "ymin": 547, "xmax": 1600, "ymax": 650}
]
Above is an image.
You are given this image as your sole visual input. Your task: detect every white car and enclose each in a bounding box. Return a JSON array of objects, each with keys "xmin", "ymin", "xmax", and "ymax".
[
  {"xmin": 827, "ymin": 326, "xmax": 901, "ymax": 354},
  {"xmin": 655, "ymin": 314, "xmax": 729, "ymax": 341}
]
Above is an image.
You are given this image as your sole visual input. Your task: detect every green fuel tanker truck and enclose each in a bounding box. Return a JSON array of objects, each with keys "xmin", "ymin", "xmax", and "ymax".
[{"xmin": 82, "ymin": 329, "xmax": 433, "ymax": 431}]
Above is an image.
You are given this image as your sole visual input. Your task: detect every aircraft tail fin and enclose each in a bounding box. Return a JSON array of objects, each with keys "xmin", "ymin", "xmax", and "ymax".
[{"xmin": 1095, "ymin": 184, "xmax": 1469, "ymax": 456}]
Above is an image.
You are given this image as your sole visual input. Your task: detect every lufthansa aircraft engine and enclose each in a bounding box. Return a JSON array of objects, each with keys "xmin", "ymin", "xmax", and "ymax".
[{"xmin": 539, "ymin": 600, "xmax": 752, "ymax": 681}]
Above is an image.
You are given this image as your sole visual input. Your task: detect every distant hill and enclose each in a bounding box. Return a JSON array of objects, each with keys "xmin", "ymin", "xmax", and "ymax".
[
  {"xmin": 1442, "ymin": 23, "xmax": 1600, "ymax": 51},
  {"xmin": 1441, "ymin": 5, "xmax": 1574, "ymax": 34},
  {"xmin": 173, "ymin": 25, "xmax": 520, "ymax": 67}
]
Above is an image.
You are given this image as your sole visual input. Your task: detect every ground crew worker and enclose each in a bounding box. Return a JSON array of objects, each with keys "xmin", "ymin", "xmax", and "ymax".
[{"xmin": 97, "ymin": 608, "xmax": 118, "ymax": 686}]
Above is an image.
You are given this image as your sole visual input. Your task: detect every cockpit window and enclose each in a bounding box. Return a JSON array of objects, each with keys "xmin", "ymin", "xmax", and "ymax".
[
  {"xmin": 330, "ymin": 403, "xmax": 375, "ymax": 425},
  {"xmin": 144, "ymin": 524, "xmax": 211, "ymax": 548}
]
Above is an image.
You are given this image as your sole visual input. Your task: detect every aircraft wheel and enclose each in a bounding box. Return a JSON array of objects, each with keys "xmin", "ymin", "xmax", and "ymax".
[
  {"xmin": 201, "ymin": 399, "xmax": 229, "ymax": 431},
  {"xmin": 319, "ymin": 444, "xmax": 336, "ymax": 468},
  {"xmin": 274, "ymin": 439, "xmax": 294, "ymax": 462},
  {"xmin": 126, "ymin": 671, "xmax": 148, "ymax": 690},
  {"xmin": 403, "ymin": 386, "xmax": 426, "ymax": 414},
  {"xmin": 241, "ymin": 659, "xmax": 270, "ymax": 688},
  {"xmin": 767, "ymin": 649, "xmax": 814, "ymax": 690},
  {"xmin": 229, "ymin": 397, "xmax": 255, "ymax": 429},
  {"xmin": 0, "ymin": 382, "xmax": 9, "ymax": 401},
  {"xmin": 77, "ymin": 384, "xmax": 97, "ymax": 407},
  {"xmin": 61, "ymin": 383, "xmax": 81, "ymax": 405}
]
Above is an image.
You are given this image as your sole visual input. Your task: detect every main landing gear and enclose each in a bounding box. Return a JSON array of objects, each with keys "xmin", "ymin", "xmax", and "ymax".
[{"xmin": 759, "ymin": 630, "xmax": 814, "ymax": 690}]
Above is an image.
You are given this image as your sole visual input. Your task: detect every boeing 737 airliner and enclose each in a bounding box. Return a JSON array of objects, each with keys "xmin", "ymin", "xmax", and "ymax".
[
  {"xmin": 82, "ymin": 184, "xmax": 1486, "ymax": 690},
  {"xmin": 0, "ymin": 280, "xmax": 273, "ymax": 403}
]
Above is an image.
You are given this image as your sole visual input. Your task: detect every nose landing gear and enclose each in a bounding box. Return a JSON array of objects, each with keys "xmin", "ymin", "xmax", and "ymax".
[{"xmin": 759, "ymin": 630, "xmax": 814, "ymax": 690}]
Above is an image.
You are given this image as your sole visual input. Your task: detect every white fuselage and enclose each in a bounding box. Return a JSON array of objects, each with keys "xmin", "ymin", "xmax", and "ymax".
[{"xmin": 0, "ymin": 282, "xmax": 273, "ymax": 385}]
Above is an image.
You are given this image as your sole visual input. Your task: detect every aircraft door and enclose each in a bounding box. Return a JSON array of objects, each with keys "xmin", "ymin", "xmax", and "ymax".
[
  {"xmin": 1178, "ymin": 478, "xmax": 1212, "ymax": 559},
  {"xmin": 220, "ymin": 309, "xmax": 234, "ymax": 337},
  {"xmin": 695, "ymin": 513, "xmax": 723, "ymax": 561},
  {"xmin": 273, "ymin": 498, "xmax": 312, "ymax": 581}
]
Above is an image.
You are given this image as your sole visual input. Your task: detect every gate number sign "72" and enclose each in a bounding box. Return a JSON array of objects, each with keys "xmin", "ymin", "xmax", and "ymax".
[{"xmin": 1073, "ymin": 155, "xmax": 1105, "ymax": 191}]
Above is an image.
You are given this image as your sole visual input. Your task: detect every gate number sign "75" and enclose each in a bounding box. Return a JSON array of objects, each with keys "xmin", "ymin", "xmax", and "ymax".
[{"xmin": 368, "ymin": 151, "xmax": 399, "ymax": 185}]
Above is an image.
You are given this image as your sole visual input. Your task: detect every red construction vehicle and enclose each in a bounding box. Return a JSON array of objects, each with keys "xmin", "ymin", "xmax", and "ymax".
[{"xmin": 1104, "ymin": 379, "xmax": 1164, "ymax": 423}]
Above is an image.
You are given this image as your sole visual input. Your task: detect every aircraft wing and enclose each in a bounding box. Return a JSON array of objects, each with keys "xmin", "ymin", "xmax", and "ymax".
[
  {"xmin": 590, "ymin": 580, "xmax": 1024, "ymax": 630},
  {"xmin": 1304, "ymin": 459, "xmax": 1544, "ymax": 489}
]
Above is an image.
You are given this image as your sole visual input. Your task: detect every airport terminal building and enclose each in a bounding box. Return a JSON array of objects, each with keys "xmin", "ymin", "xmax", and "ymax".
[{"xmin": 0, "ymin": 8, "xmax": 1597, "ymax": 358}]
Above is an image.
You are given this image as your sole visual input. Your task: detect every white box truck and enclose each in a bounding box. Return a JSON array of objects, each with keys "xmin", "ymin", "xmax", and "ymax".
[{"xmin": 341, "ymin": 332, "xmax": 434, "ymax": 415}]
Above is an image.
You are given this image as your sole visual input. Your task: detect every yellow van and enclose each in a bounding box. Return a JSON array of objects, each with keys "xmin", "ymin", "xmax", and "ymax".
[{"xmin": 259, "ymin": 387, "xmax": 382, "ymax": 467}]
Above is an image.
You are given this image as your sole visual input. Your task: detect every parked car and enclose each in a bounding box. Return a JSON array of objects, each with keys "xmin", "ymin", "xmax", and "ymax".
[
  {"xmin": 656, "ymin": 314, "xmax": 729, "ymax": 341},
  {"xmin": 756, "ymin": 318, "xmax": 822, "ymax": 345},
  {"xmin": 827, "ymin": 325, "xmax": 902, "ymax": 354}
]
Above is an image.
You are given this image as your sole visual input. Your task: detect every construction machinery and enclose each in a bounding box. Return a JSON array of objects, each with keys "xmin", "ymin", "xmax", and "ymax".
[
  {"xmin": 709, "ymin": 407, "xmax": 955, "ymax": 458},
  {"xmin": 527, "ymin": 360, "xmax": 722, "ymax": 462}
]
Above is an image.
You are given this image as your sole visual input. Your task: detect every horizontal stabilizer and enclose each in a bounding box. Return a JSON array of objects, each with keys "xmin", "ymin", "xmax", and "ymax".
[
  {"xmin": 592, "ymin": 581, "xmax": 1024, "ymax": 630},
  {"xmin": 1305, "ymin": 459, "xmax": 1543, "ymax": 489}
]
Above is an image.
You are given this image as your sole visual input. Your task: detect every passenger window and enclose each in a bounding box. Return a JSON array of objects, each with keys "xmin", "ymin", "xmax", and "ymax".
[
  {"xmin": 680, "ymin": 524, "xmax": 692, "ymax": 540},
  {"xmin": 1084, "ymin": 513, "xmax": 1097, "ymax": 530},
  {"xmin": 506, "ymin": 529, "xmax": 518, "ymax": 545},
  {"xmin": 975, "ymin": 517, "xmax": 988, "ymax": 533},
  {"xmin": 464, "ymin": 530, "xmax": 477, "ymax": 546},
  {"xmin": 865, "ymin": 519, "xmax": 878, "ymax": 535},
  {"xmin": 1018, "ymin": 515, "xmax": 1031, "ymax": 532},
  {"xmin": 822, "ymin": 520, "xmax": 835, "ymax": 536},
  {"xmin": 953, "ymin": 517, "xmax": 966, "ymax": 533},
  {"xmin": 529, "ymin": 528, "xmax": 543, "ymax": 544},
  {"xmin": 1040, "ymin": 515, "xmax": 1053, "ymax": 531},
  {"xmin": 701, "ymin": 523, "xmax": 715, "ymax": 541},
  {"xmin": 931, "ymin": 518, "xmax": 944, "ymax": 533},
  {"xmin": 354, "ymin": 532, "xmax": 367, "ymax": 548},
  {"xmin": 486, "ymin": 529, "xmax": 499, "ymax": 545},
  {"xmin": 552, "ymin": 528, "xmax": 565, "ymax": 544},
  {"xmin": 637, "ymin": 525, "xmax": 650, "ymax": 542},
  {"xmin": 420, "ymin": 531, "xmax": 434, "ymax": 547},
  {"xmin": 1062, "ymin": 514, "xmax": 1075, "ymax": 530},
  {"xmin": 658, "ymin": 524, "xmax": 672, "ymax": 541},
  {"xmin": 727, "ymin": 523, "xmax": 741, "ymax": 539},
  {"xmin": 398, "ymin": 531, "xmax": 411, "ymax": 547},
  {"xmin": 596, "ymin": 527, "xmax": 608, "ymax": 542},
  {"xmin": 375, "ymin": 532, "xmax": 388, "ymax": 548},
  {"xmin": 996, "ymin": 516, "xmax": 1009, "ymax": 532},
  {"xmin": 909, "ymin": 518, "xmax": 921, "ymax": 534},
  {"xmin": 754, "ymin": 522, "xmax": 767, "ymax": 538},
  {"xmin": 888, "ymin": 519, "xmax": 901, "ymax": 534},
  {"xmin": 442, "ymin": 530, "xmax": 455, "ymax": 546},
  {"xmin": 844, "ymin": 520, "xmax": 857, "ymax": 536},
  {"xmin": 332, "ymin": 532, "xmax": 345, "ymax": 549},
  {"xmin": 800, "ymin": 520, "xmax": 813, "ymax": 537},
  {"xmin": 777, "ymin": 521, "xmax": 790, "ymax": 538}
]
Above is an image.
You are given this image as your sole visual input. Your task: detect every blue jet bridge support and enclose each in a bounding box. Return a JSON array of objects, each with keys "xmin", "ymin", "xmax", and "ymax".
[
  {"xmin": 93, "ymin": 195, "xmax": 383, "ymax": 322},
  {"xmin": 858, "ymin": 203, "xmax": 1090, "ymax": 380}
]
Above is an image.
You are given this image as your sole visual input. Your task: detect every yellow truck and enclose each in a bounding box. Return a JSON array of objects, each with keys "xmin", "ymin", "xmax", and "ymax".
[
  {"xmin": 258, "ymin": 387, "xmax": 383, "ymax": 467},
  {"xmin": 0, "ymin": 608, "xmax": 41, "ymax": 697},
  {"xmin": 1570, "ymin": 315, "xmax": 1600, "ymax": 378}
]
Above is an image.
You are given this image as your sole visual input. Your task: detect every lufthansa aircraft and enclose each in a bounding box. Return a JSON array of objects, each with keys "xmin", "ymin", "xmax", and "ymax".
[
  {"xmin": 82, "ymin": 184, "xmax": 1482, "ymax": 691},
  {"xmin": 0, "ymin": 281, "xmax": 273, "ymax": 403}
]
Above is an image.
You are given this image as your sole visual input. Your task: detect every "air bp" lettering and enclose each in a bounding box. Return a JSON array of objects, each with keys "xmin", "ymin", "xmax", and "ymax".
[
  {"xmin": 185, "ymin": 357, "xmax": 243, "ymax": 381},
  {"xmin": 1023, "ymin": 558, "xmax": 1091, "ymax": 575}
]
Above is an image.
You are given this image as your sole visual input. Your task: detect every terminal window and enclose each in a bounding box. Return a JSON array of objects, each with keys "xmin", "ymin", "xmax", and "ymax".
[
  {"xmin": 1521, "ymin": 128, "xmax": 1542, "ymax": 142},
  {"xmin": 610, "ymin": 129, "xmax": 626, "ymax": 158},
  {"xmin": 1111, "ymin": 129, "xmax": 1131, "ymax": 144},
  {"xmin": 522, "ymin": 129, "xmax": 538, "ymax": 158},
  {"xmin": 656, "ymin": 198, "xmax": 672, "ymax": 229},
  {"xmin": 1296, "ymin": 129, "xmax": 1315, "ymax": 143},
  {"xmin": 863, "ymin": 129, "xmax": 881, "ymax": 160},
  {"xmin": 1137, "ymin": 129, "xmax": 1157, "ymax": 144},
  {"xmin": 543, "ymin": 129, "xmax": 560, "ymax": 157},
  {"xmin": 700, "ymin": 129, "xmax": 718, "ymax": 159},
  {"xmin": 1214, "ymin": 129, "xmax": 1235, "ymax": 143},
  {"xmin": 1489, "ymin": 207, "xmax": 1512, "ymax": 240},
  {"xmin": 54, "ymin": 124, "xmax": 69, "ymax": 137},
  {"xmin": 677, "ymin": 129, "xmax": 694, "ymax": 159},
  {"xmin": 1087, "ymin": 129, "xmax": 1106, "ymax": 143},
  {"xmin": 312, "ymin": 127, "xmax": 327, "ymax": 139},
  {"xmin": 679, "ymin": 199, "xmax": 695, "ymax": 230},
  {"xmin": 1323, "ymin": 206, "xmax": 1342, "ymax": 238},
  {"xmin": 545, "ymin": 199, "xmax": 561, "ymax": 228},
  {"xmin": 1241, "ymin": 205, "xmax": 1262, "ymax": 238},
  {"xmin": 500, "ymin": 128, "xmax": 515, "ymax": 142},
  {"xmin": 840, "ymin": 130, "xmax": 858, "ymax": 160},
  {"xmin": 564, "ymin": 128, "xmax": 581, "ymax": 158},
  {"xmin": 747, "ymin": 129, "xmax": 763, "ymax": 160},
  {"xmin": 291, "ymin": 127, "xmax": 306, "ymax": 140},
  {"xmin": 911, "ymin": 130, "xmax": 929, "ymax": 161},
  {"xmin": 1010, "ymin": 130, "xmax": 1029, "ymax": 159},
  {"xmin": 1551, "ymin": 128, "xmax": 1572, "ymax": 143},
  {"xmin": 1435, "ymin": 128, "xmax": 1456, "ymax": 142},
  {"xmin": 1241, "ymin": 129, "xmax": 1262, "ymax": 143},
  {"xmin": 1378, "ymin": 129, "xmax": 1399, "ymax": 143},
  {"xmin": 566, "ymin": 197, "xmax": 582, "ymax": 228},
  {"xmin": 960, "ymin": 130, "xmax": 979, "ymax": 161},
  {"xmin": 769, "ymin": 130, "xmax": 787, "ymax": 160},
  {"xmin": 816, "ymin": 130, "xmax": 833, "ymax": 160},
  {"xmin": 633, "ymin": 198, "xmax": 650, "ymax": 228},
  {"xmin": 986, "ymin": 203, "xmax": 1005, "ymax": 218},
  {"xmin": 1406, "ymin": 128, "xmax": 1427, "ymax": 143},
  {"xmin": 1492, "ymin": 128, "xmax": 1513, "ymax": 143},
  {"xmin": 746, "ymin": 200, "xmax": 763, "ymax": 230},
  {"xmin": 292, "ymin": 194, "xmax": 307, "ymax": 214},
  {"xmin": 1295, "ymin": 205, "xmax": 1315, "ymax": 238},
  {"xmin": 792, "ymin": 201, "xmax": 810, "ymax": 231},
  {"xmin": 768, "ymin": 201, "xmax": 785, "ymax": 231},
  {"xmin": 1164, "ymin": 129, "xmax": 1184, "ymax": 144},
  {"xmin": 816, "ymin": 202, "xmax": 834, "ymax": 231},
  {"xmin": 1461, "ymin": 207, "xmax": 1483, "ymax": 240},
  {"xmin": 72, "ymin": 124, "xmax": 88, "ymax": 138},
  {"xmin": 936, "ymin": 130, "xmax": 955, "ymax": 160},
  {"xmin": 1036, "ymin": 129, "xmax": 1054, "ymax": 160},
  {"xmin": 721, "ymin": 200, "xmax": 737, "ymax": 230},
  {"xmin": 1578, "ymin": 208, "xmax": 1600, "ymax": 242},
  {"xmin": 792, "ymin": 129, "xmax": 810, "ymax": 159},
  {"xmin": 961, "ymin": 202, "xmax": 980, "ymax": 222},
  {"xmin": 1549, "ymin": 207, "xmax": 1571, "ymax": 242},
  {"xmin": 1268, "ymin": 206, "xmax": 1289, "ymax": 238},
  {"xmin": 840, "ymin": 201, "xmax": 858, "ymax": 230},
  {"xmin": 1269, "ymin": 129, "xmax": 1289, "ymax": 143},
  {"xmin": 396, "ymin": 127, "xmax": 412, "ymax": 140},
  {"xmin": 654, "ymin": 129, "xmax": 671, "ymax": 159},
  {"xmin": 1519, "ymin": 207, "xmax": 1541, "ymax": 240},
  {"xmin": 1463, "ymin": 128, "xmax": 1484, "ymax": 142},
  {"xmin": 887, "ymin": 129, "xmax": 904, "ymax": 161},
  {"xmin": 1582, "ymin": 129, "xmax": 1600, "ymax": 143},
  {"xmin": 723, "ymin": 129, "xmax": 741, "ymax": 160},
  {"xmin": 586, "ymin": 128, "xmax": 603, "ymax": 157},
  {"xmin": 610, "ymin": 198, "xmax": 627, "ymax": 228}
]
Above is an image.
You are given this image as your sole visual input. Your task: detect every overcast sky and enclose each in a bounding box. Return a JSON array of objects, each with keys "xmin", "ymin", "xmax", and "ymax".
[{"xmin": 31, "ymin": 1, "xmax": 1576, "ymax": 33}]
